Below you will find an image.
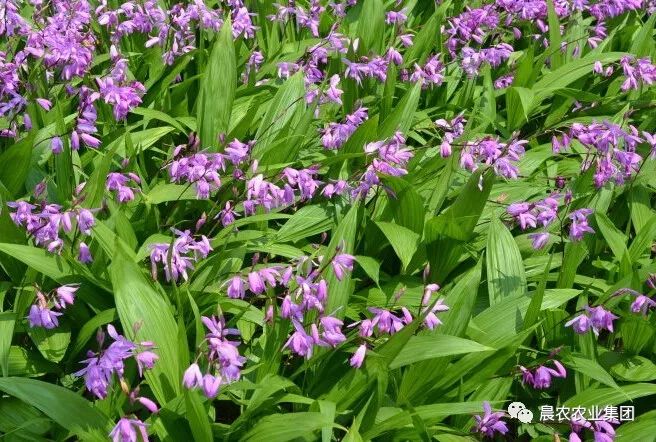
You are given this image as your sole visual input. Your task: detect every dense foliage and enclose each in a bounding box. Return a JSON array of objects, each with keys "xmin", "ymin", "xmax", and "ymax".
[{"xmin": 0, "ymin": 0, "xmax": 656, "ymax": 440}]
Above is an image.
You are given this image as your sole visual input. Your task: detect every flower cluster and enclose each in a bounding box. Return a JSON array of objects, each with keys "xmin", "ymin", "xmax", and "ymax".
[
  {"xmin": 357, "ymin": 132, "xmax": 414, "ymax": 197},
  {"xmin": 149, "ymin": 229, "xmax": 212, "ymax": 282},
  {"xmin": 460, "ymin": 137, "xmax": 527, "ymax": 179},
  {"xmin": 27, "ymin": 285, "xmax": 79, "ymax": 329},
  {"xmin": 507, "ymin": 195, "xmax": 595, "ymax": 247},
  {"xmin": 106, "ymin": 172, "xmax": 141, "ymax": 203},
  {"xmin": 520, "ymin": 359, "xmax": 567, "ymax": 389},
  {"xmin": 320, "ymin": 106, "xmax": 368, "ymax": 150},
  {"xmin": 183, "ymin": 315, "xmax": 246, "ymax": 399},
  {"xmin": 565, "ymin": 305, "xmax": 618, "ymax": 336},
  {"xmin": 168, "ymin": 138, "xmax": 254, "ymax": 199},
  {"xmin": 75, "ymin": 325, "xmax": 158, "ymax": 399},
  {"xmin": 96, "ymin": 0, "xmax": 226, "ymax": 65},
  {"xmin": 553, "ymin": 121, "xmax": 645, "ymax": 188},
  {"xmin": 569, "ymin": 413, "xmax": 618, "ymax": 442},
  {"xmin": 350, "ymin": 284, "xmax": 448, "ymax": 368},
  {"xmin": 97, "ymin": 52, "xmax": 145, "ymax": 121},
  {"xmin": 8, "ymin": 200, "xmax": 95, "ymax": 255},
  {"xmin": 435, "ymin": 114, "xmax": 466, "ymax": 158}
]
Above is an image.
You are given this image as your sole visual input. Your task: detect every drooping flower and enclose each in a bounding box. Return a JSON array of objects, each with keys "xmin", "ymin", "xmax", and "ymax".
[
  {"xmin": 520, "ymin": 360, "xmax": 567, "ymax": 389},
  {"xmin": 109, "ymin": 417, "xmax": 149, "ymax": 442},
  {"xmin": 473, "ymin": 401, "xmax": 509, "ymax": 438},
  {"xmin": 350, "ymin": 344, "xmax": 367, "ymax": 368}
]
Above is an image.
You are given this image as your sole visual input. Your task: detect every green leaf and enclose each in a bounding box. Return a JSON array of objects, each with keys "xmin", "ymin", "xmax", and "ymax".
[
  {"xmin": 275, "ymin": 205, "xmax": 335, "ymax": 243},
  {"xmin": 378, "ymin": 82, "xmax": 421, "ymax": 138},
  {"xmin": 356, "ymin": 0, "xmax": 385, "ymax": 54},
  {"xmin": 389, "ymin": 334, "xmax": 493, "ymax": 369},
  {"xmin": 375, "ymin": 221, "xmax": 420, "ymax": 272},
  {"xmin": 382, "ymin": 177, "xmax": 426, "ymax": 235},
  {"xmin": 325, "ymin": 202, "xmax": 361, "ymax": 317},
  {"xmin": 198, "ymin": 18, "xmax": 236, "ymax": 148},
  {"xmin": 532, "ymin": 52, "xmax": 626, "ymax": 103},
  {"xmin": 615, "ymin": 410, "xmax": 656, "ymax": 440},
  {"xmin": 254, "ymin": 73, "xmax": 305, "ymax": 157},
  {"xmin": 564, "ymin": 383, "xmax": 656, "ymax": 408},
  {"xmin": 486, "ymin": 217, "xmax": 527, "ymax": 304},
  {"xmin": 28, "ymin": 326, "xmax": 70, "ymax": 363},
  {"xmin": 355, "ymin": 255, "xmax": 380, "ymax": 286},
  {"xmin": 0, "ymin": 132, "xmax": 35, "ymax": 196},
  {"xmin": 0, "ymin": 377, "xmax": 110, "ymax": 440},
  {"xmin": 505, "ymin": 87, "xmax": 534, "ymax": 130},
  {"xmin": 243, "ymin": 412, "xmax": 332, "ymax": 442},
  {"xmin": 628, "ymin": 216, "xmax": 656, "ymax": 262},
  {"xmin": 110, "ymin": 241, "xmax": 181, "ymax": 404},
  {"xmin": 185, "ymin": 390, "xmax": 213, "ymax": 442},
  {"xmin": 145, "ymin": 183, "xmax": 199, "ymax": 204},
  {"xmin": 0, "ymin": 244, "xmax": 73, "ymax": 281},
  {"xmin": 563, "ymin": 353, "xmax": 620, "ymax": 390},
  {"xmin": 610, "ymin": 356, "xmax": 656, "ymax": 382},
  {"xmin": 425, "ymin": 172, "xmax": 494, "ymax": 282}
]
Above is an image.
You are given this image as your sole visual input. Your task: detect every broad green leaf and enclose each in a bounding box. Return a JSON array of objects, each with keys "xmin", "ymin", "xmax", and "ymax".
[
  {"xmin": 564, "ymin": 383, "xmax": 656, "ymax": 408},
  {"xmin": 0, "ymin": 377, "xmax": 110, "ymax": 440},
  {"xmin": 243, "ymin": 412, "xmax": 332, "ymax": 442},
  {"xmin": 389, "ymin": 334, "xmax": 493, "ymax": 369},
  {"xmin": 611, "ymin": 356, "xmax": 656, "ymax": 382},
  {"xmin": 325, "ymin": 203, "xmax": 361, "ymax": 317},
  {"xmin": 0, "ymin": 244, "xmax": 73, "ymax": 281},
  {"xmin": 378, "ymin": 82, "xmax": 421, "ymax": 138},
  {"xmin": 486, "ymin": 217, "xmax": 526, "ymax": 304},
  {"xmin": 356, "ymin": 0, "xmax": 385, "ymax": 54},
  {"xmin": 505, "ymin": 87, "xmax": 534, "ymax": 130},
  {"xmin": 254, "ymin": 73, "xmax": 305, "ymax": 156},
  {"xmin": 275, "ymin": 204, "xmax": 335, "ymax": 243},
  {"xmin": 615, "ymin": 410, "xmax": 656, "ymax": 440},
  {"xmin": 563, "ymin": 354, "xmax": 620, "ymax": 390},
  {"xmin": 110, "ymin": 241, "xmax": 181, "ymax": 404},
  {"xmin": 375, "ymin": 221, "xmax": 420, "ymax": 272},
  {"xmin": 185, "ymin": 390, "xmax": 213, "ymax": 442},
  {"xmin": 355, "ymin": 255, "xmax": 380, "ymax": 286},
  {"xmin": 198, "ymin": 18, "xmax": 236, "ymax": 148}
]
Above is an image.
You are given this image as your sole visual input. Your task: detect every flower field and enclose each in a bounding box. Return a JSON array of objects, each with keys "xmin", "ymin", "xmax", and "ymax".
[{"xmin": 1, "ymin": 0, "xmax": 656, "ymax": 440}]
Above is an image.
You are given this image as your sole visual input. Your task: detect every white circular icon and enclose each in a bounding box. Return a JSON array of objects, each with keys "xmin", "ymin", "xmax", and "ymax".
[
  {"xmin": 517, "ymin": 408, "xmax": 534, "ymax": 423},
  {"xmin": 507, "ymin": 401, "xmax": 526, "ymax": 418}
]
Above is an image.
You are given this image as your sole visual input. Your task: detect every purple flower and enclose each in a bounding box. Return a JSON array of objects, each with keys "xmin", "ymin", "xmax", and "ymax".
[
  {"xmin": 529, "ymin": 232, "xmax": 550, "ymax": 250},
  {"xmin": 586, "ymin": 306, "xmax": 618, "ymax": 334},
  {"xmin": 51, "ymin": 136, "xmax": 63, "ymax": 154},
  {"xmin": 332, "ymin": 253, "xmax": 355, "ymax": 281},
  {"xmin": 75, "ymin": 325, "xmax": 156, "ymax": 399},
  {"xmin": 183, "ymin": 363, "xmax": 203, "ymax": 389},
  {"xmin": 423, "ymin": 299, "xmax": 449, "ymax": 330},
  {"xmin": 318, "ymin": 316, "xmax": 346, "ymax": 346},
  {"xmin": 521, "ymin": 360, "xmax": 567, "ymax": 389},
  {"xmin": 565, "ymin": 314, "xmax": 593, "ymax": 334},
  {"xmin": 284, "ymin": 321, "xmax": 315, "ymax": 359},
  {"xmin": 54, "ymin": 285, "xmax": 78, "ymax": 309},
  {"xmin": 78, "ymin": 242, "xmax": 93, "ymax": 263},
  {"xmin": 226, "ymin": 276, "xmax": 246, "ymax": 299},
  {"xmin": 385, "ymin": 8, "xmax": 407, "ymax": 25},
  {"xmin": 109, "ymin": 417, "xmax": 149, "ymax": 442},
  {"xmin": 350, "ymin": 344, "xmax": 366, "ymax": 368},
  {"xmin": 201, "ymin": 374, "xmax": 221, "ymax": 398},
  {"xmin": 473, "ymin": 401, "xmax": 508, "ymax": 438},
  {"xmin": 27, "ymin": 304, "xmax": 62, "ymax": 329},
  {"xmin": 631, "ymin": 295, "xmax": 656, "ymax": 315},
  {"xmin": 247, "ymin": 271, "xmax": 266, "ymax": 294},
  {"xmin": 569, "ymin": 208, "xmax": 594, "ymax": 241}
]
